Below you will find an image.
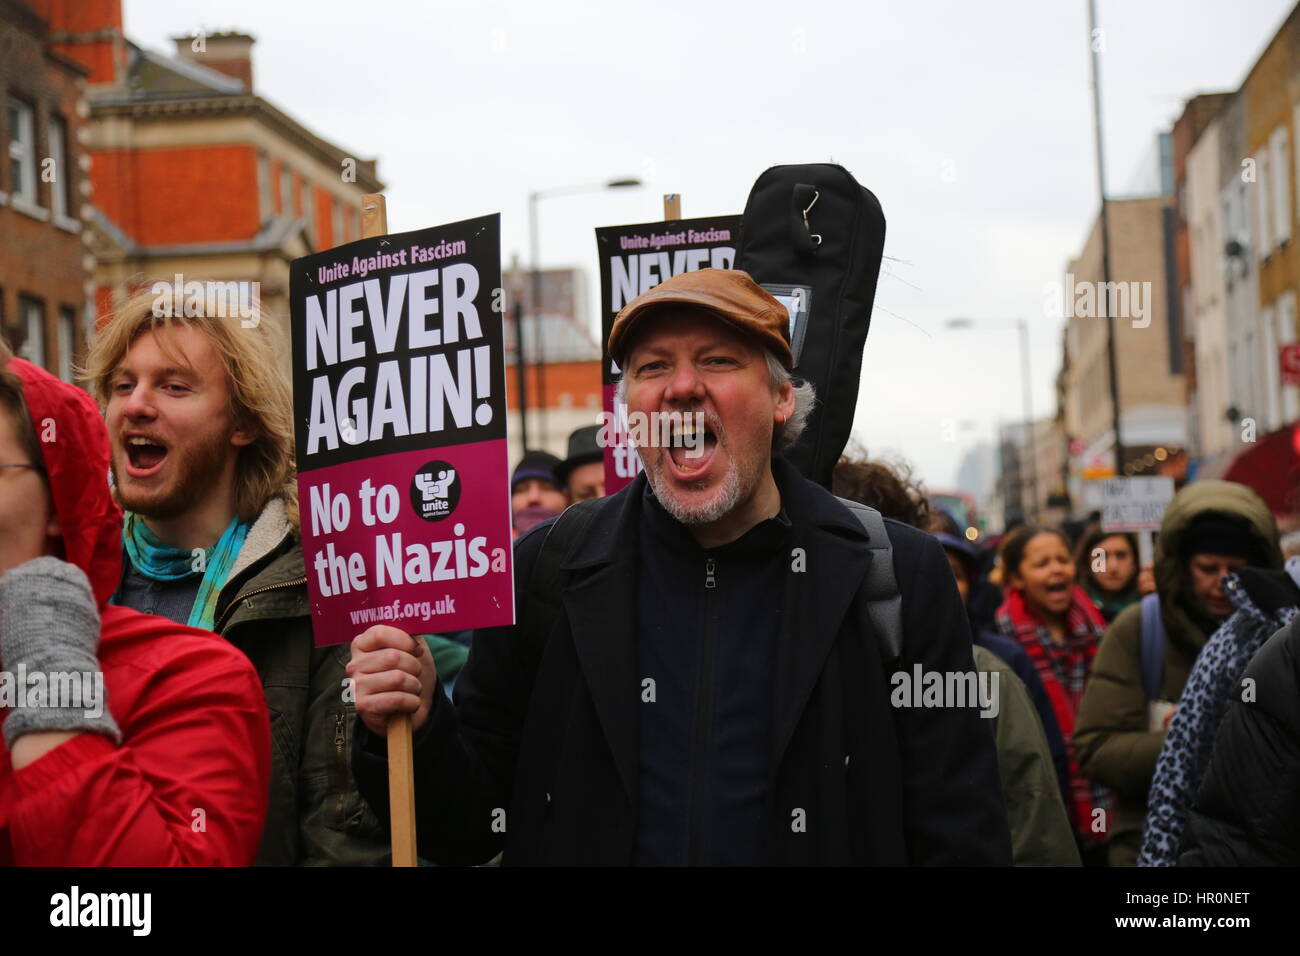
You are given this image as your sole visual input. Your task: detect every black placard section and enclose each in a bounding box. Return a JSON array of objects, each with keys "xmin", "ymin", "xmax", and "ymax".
[
  {"xmin": 595, "ymin": 215, "xmax": 742, "ymax": 385},
  {"xmin": 289, "ymin": 214, "xmax": 504, "ymax": 472}
]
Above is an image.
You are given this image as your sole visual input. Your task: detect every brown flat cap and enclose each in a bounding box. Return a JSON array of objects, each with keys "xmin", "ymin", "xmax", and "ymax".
[{"xmin": 608, "ymin": 269, "xmax": 793, "ymax": 372}]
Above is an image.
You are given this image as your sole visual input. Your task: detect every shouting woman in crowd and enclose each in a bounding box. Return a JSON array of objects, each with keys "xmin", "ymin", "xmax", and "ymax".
[{"xmin": 993, "ymin": 525, "xmax": 1109, "ymax": 865}]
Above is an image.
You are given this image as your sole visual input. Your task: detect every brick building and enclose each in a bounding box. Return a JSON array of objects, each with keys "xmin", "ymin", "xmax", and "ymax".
[
  {"xmin": 502, "ymin": 265, "xmax": 602, "ymax": 466},
  {"xmin": 0, "ymin": 0, "xmax": 92, "ymax": 380},
  {"xmin": 1240, "ymin": 4, "xmax": 1300, "ymax": 434},
  {"xmin": 28, "ymin": 0, "xmax": 383, "ymax": 353},
  {"xmin": 1061, "ymin": 196, "xmax": 1189, "ymax": 502},
  {"xmin": 1167, "ymin": 3, "xmax": 1300, "ymax": 489},
  {"xmin": 1170, "ymin": 93, "xmax": 1233, "ymax": 456}
]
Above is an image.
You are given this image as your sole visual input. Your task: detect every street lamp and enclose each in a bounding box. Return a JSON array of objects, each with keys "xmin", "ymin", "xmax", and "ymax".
[
  {"xmin": 526, "ymin": 177, "xmax": 642, "ymax": 451},
  {"xmin": 946, "ymin": 317, "xmax": 1036, "ymax": 522}
]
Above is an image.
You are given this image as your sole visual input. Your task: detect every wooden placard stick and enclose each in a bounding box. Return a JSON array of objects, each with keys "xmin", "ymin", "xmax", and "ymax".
[
  {"xmin": 361, "ymin": 191, "xmax": 419, "ymax": 868},
  {"xmin": 663, "ymin": 193, "xmax": 681, "ymax": 220},
  {"xmin": 1138, "ymin": 528, "xmax": 1155, "ymax": 569}
]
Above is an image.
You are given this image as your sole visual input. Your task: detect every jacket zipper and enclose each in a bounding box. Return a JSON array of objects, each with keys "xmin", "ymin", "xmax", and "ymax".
[
  {"xmin": 332, "ymin": 712, "xmax": 349, "ymax": 821},
  {"xmin": 687, "ymin": 555, "xmax": 716, "ymax": 864},
  {"xmin": 214, "ymin": 576, "xmax": 308, "ymax": 633}
]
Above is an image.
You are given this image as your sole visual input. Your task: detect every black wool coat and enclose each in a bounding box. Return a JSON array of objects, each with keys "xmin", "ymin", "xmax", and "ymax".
[{"xmin": 353, "ymin": 461, "xmax": 1012, "ymax": 865}]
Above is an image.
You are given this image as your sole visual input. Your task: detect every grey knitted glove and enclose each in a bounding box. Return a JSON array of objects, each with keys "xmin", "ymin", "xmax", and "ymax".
[{"xmin": 0, "ymin": 557, "xmax": 121, "ymax": 749}]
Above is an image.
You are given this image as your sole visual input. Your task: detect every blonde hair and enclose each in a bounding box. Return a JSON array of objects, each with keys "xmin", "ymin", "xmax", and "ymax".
[{"xmin": 82, "ymin": 285, "xmax": 298, "ymax": 528}]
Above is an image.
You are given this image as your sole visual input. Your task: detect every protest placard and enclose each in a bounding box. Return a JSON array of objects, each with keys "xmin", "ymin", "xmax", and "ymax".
[
  {"xmin": 289, "ymin": 213, "xmax": 514, "ymax": 648},
  {"xmin": 594, "ymin": 214, "xmax": 742, "ymax": 495},
  {"xmin": 1099, "ymin": 475, "xmax": 1175, "ymax": 566},
  {"xmin": 1099, "ymin": 476, "xmax": 1175, "ymax": 531}
]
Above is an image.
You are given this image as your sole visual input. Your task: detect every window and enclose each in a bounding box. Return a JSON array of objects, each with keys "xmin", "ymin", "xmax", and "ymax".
[
  {"xmin": 1262, "ymin": 304, "xmax": 1281, "ymax": 429},
  {"xmin": 1190, "ymin": 224, "xmax": 1205, "ymax": 304},
  {"xmin": 1221, "ymin": 193, "xmax": 1235, "ymax": 285},
  {"xmin": 17, "ymin": 297, "xmax": 44, "ymax": 367},
  {"xmin": 1271, "ymin": 126, "xmax": 1291, "ymax": 245},
  {"xmin": 1242, "ymin": 319, "xmax": 1259, "ymax": 419},
  {"xmin": 7, "ymin": 97, "xmax": 36, "ymax": 204},
  {"xmin": 48, "ymin": 114, "xmax": 76, "ymax": 223},
  {"xmin": 1237, "ymin": 180, "xmax": 1254, "ymax": 272},
  {"xmin": 280, "ymin": 168, "xmax": 292, "ymax": 217},
  {"xmin": 1294, "ymin": 106, "xmax": 1300, "ymax": 232},
  {"xmin": 57, "ymin": 305, "xmax": 77, "ymax": 382},
  {"xmin": 257, "ymin": 152, "xmax": 271, "ymax": 224},
  {"xmin": 332, "ymin": 199, "xmax": 344, "ymax": 249},
  {"xmin": 1255, "ymin": 150, "xmax": 1272, "ymax": 258},
  {"xmin": 302, "ymin": 183, "xmax": 315, "ymax": 242},
  {"xmin": 1224, "ymin": 184, "xmax": 1237, "ymax": 244}
]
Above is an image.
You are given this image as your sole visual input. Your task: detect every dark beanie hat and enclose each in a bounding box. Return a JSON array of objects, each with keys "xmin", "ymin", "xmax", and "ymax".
[
  {"xmin": 511, "ymin": 450, "xmax": 561, "ymax": 491},
  {"xmin": 1183, "ymin": 512, "xmax": 1263, "ymax": 564},
  {"xmin": 934, "ymin": 531, "xmax": 978, "ymax": 584}
]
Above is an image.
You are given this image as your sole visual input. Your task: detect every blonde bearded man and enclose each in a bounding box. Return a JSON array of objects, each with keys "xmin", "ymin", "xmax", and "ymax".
[{"xmin": 84, "ymin": 288, "xmax": 388, "ymax": 865}]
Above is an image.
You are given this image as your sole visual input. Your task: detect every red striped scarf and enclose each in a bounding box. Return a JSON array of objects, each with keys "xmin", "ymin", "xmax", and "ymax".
[{"xmin": 996, "ymin": 586, "xmax": 1111, "ymax": 842}]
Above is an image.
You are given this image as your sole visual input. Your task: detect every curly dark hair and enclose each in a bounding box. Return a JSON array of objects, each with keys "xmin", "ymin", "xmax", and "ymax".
[
  {"xmin": 831, "ymin": 456, "xmax": 931, "ymax": 529},
  {"xmin": 998, "ymin": 524, "xmax": 1071, "ymax": 585}
]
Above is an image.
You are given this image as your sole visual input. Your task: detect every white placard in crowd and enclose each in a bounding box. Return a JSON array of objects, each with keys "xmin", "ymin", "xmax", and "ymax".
[{"xmin": 1099, "ymin": 476, "xmax": 1175, "ymax": 532}]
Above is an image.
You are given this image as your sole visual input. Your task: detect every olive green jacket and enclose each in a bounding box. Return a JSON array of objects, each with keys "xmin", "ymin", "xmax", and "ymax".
[
  {"xmin": 215, "ymin": 498, "xmax": 389, "ymax": 866},
  {"xmin": 1073, "ymin": 480, "xmax": 1280, "ymax": 867},
  {"xmin": 974, "ymin": 646, "xmax": 1080, "ymax": 866}
]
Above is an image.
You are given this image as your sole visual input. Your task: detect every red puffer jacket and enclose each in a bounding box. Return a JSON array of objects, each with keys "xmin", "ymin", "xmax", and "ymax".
[{"xmin": 0, "ymin": 358, "xmax": 270, "ymax": 865}]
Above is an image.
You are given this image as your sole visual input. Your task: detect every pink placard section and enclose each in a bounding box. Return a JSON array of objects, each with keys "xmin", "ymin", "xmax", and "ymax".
[
  {"xmin": 601, "ymin": 382, "xmax": 644, "ymax": 496},
  {"xmin": 298, "ymin": 438, "xmax": 515, "ymax": 646}
]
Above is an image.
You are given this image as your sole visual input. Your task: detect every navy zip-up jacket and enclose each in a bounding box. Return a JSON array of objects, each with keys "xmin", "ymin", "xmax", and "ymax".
[{"xmin": 634, "ymin": 485, "xmax": 791, "ymax": 865}]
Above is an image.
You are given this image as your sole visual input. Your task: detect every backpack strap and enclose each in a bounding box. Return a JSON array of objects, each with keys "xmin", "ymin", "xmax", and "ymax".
[
  {"xmin": 1138, "ymin": 592, "xmax": 1166, "ymax": 701},
  {"xmin": 834, "ymin": 496, "xmax": 903, "ymax": 663}
]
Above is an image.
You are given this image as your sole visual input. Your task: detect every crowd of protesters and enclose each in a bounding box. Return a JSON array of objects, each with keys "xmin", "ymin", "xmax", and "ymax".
[
  {"xmin": 1, "ymin": 268, "xmax": 1298, "ymax": 865},
  {"xmin": 830, "ymin": 452, "xmax": 1297, "ymax": 866}
]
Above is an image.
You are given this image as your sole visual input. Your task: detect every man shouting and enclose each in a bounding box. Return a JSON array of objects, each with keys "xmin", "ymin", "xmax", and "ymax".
[
  {"xmin": 350, "ymin": 269, "xmax": 1010, "ymax": 865},
  {"xmin": 86, "ymin": 289, "xmax": 388, "ymax": 865}
]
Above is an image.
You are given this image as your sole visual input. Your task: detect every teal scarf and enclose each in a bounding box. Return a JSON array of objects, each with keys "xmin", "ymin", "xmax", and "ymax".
[
  {"xmin": 121, "ymin": 513, "xmax": 250, "ymax": 631},
  {"xmin": 1085, "ymin": 582, "xmax": 1139, "ymax": 626}
]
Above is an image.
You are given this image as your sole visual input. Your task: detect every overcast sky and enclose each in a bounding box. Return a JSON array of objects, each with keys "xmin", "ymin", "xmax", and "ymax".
[{"xmin": 126, "ymin": 0, "xmax": 1295, "ymax": 490}]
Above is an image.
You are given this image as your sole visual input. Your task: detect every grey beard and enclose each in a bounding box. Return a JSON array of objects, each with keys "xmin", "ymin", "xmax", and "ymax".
[
  {"xmin": 645, "ymin": 457, "xmax": 742, "ymax": 526},
  {"xmin": 639, "ymin": 405, "xmax": 743, "ymax": 526}
]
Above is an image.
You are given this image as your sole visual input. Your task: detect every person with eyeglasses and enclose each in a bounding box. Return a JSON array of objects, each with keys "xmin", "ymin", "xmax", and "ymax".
[{"xmin": 0, "ymin": 342, "xmax": 270, "ymax": 865}]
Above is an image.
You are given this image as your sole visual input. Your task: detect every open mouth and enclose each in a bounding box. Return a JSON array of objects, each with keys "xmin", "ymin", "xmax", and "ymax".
[
  {"xmin": 124, "ymin": 435, "xmax": 169, "ymax": 476},
  {"xmin": 1043, "ymin": 580, "xmax": 1071, "ymax": 599},
  {"xmin": 667, "ymin": 416, "xmax": 718, "ymax": 475}
]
